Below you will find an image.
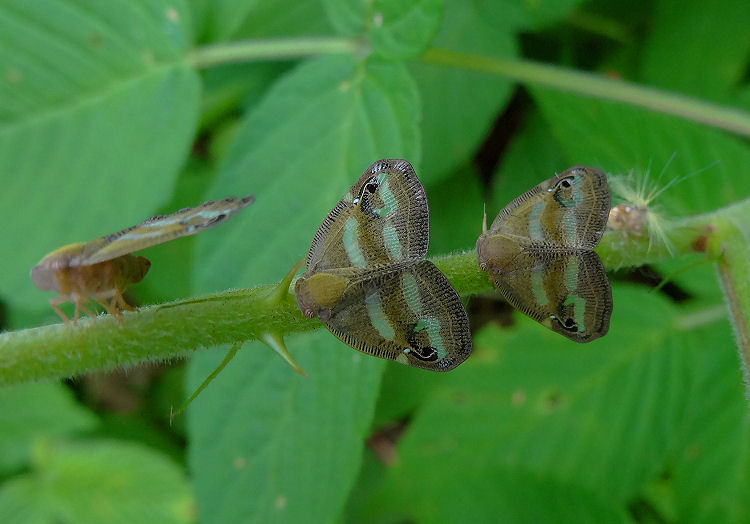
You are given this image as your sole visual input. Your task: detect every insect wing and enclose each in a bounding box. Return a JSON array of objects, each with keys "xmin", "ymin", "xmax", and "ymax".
[
  {"xmin": 321, "ymin": 260, "xmax": 472, "ymax": 371},
  {"xmin": 488, "ymin": 166, "xmax": 610, "ymax": 250},
  {"xmin": 73, "ymin": 195, "xmax": 254, "ymax": 266},
  {"xmin": 305, "ymin": 159, "xmax": 429, "ymax": 273},
  {"xmin": 490, "ymin": 250, "xmax": 612, "ymax": 342}
]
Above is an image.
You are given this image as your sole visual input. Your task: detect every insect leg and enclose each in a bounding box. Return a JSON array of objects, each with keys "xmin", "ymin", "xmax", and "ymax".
[
  {"xmin": 72, "ymin": 295, "xmax": 83, "ymax": 324},
  {"xmin": 79, "ymin": 300, "xmax": 97, "ymax": 319},
  {"xmin": 114, "ymin": 288, "xmax": 135, "ymax": 311},
  {"xmin": 91, "ymin": 289, "xmax": 123, "ymax": 323},
  {"xmin": 48, "ymin": 296, "xmax": 71, "ymax": 325}
]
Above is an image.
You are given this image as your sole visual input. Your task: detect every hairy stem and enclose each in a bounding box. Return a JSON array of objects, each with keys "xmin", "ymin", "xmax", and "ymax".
[
  {"xmin": 189, "ymin": 37, "xmax": 364, "ymax": 68},
  {"xmin": 418, "ymin": 48, "xmax": 750, "ymax": 138},
  {"xmin": 186, "ymin": 37, "xmax": 750, "ymax": 137},
  {"xmin": 2, "ymin": 200, "xmax": 745, "ymax": 386},
  {"xmin": 711, "ymin": 203, "xmax": 750, "ymax": 396}
]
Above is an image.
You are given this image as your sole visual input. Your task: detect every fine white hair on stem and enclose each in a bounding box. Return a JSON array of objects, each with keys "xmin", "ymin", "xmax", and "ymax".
[{"xmin": 607, "ymin": 155, "xmax": 720, "ymax": 256}]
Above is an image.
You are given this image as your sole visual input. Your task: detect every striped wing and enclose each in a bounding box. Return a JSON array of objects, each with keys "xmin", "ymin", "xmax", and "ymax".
[
  {"xmin": 321, "ymin": 260, "xmax": 472, "ymax": 371},
  {"xmin": 305, "ymin": 159, "xmax": 429, "ymax": 273},
  {"xmin": 490, "ymin": 251, "xmax": 612, "ymax": 342},
  {"xmin": 488, "ymin": 166, "xmax": 610, "ymax": 250},
  {"xmin": 72, "ymin": 195, "xmax": 254, "ymax": 266}
]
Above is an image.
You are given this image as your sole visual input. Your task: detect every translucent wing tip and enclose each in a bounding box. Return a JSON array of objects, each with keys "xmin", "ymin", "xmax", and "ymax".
[{"xmin": 240, "ymin": 194, "xmax": 255, "ymax": 206}]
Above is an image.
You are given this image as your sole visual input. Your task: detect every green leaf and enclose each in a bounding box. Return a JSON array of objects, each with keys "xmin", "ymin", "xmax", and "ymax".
[
  {"xmin": 640, "ymin": 0, "xmax": 750, "ymax": 101},
  {"xmin": 478, "ymin": 0, "xmax": 586, "ymax": 31},
  {"xmin": 322, "ymin": 0, "xmax": 368, "ymax": 36},
  {"xmin": 0, "ymin": 0, "xmax": 200, "ymax": 327},
  {"xmin": 193, "ymin": 54, "xmax": 420, "ymax": 290},
  {"xmin": 414, "ymin": 468, "xmax": 630, "ymax": 523},
  {"xmin": 324, "ymin": 0, "xmax": 444, "ymax": 59},
  {"xmin": 191, "ymin": 0, "xmax": 262, "ymax": 41},
  {"xmin": 198, "ymin": 62, "xmax": 290, "ymax": 133},
  {"xmin": 670, "ymin": 314, "xmax": 750, "ymax": 522},
  {"xmin": 371, "ymin": 361, "xmax": 446, "ymax": 428},
  {"xmin": 490, "ymin": 110, "xmax": 568, "ymax": 214},
  {"xmin": 366, "ymin": 285, "xmax": 743, "ymax": 521},
  {"xmin": 0, "ymin": 383, "xmax": 97, "ymax": 473},
  {"xmin": 25, "ymin": 439, "xmax": 192, "ymax": 524},
  {"xmin": 196, "ymin": 0, "xmax": 332, "ymax": 41},
  {"xmin": 426, "ymin": 164, "xmax": 484, "ymax": 256},
  {"xmin": 410, "ymin": 0, "xmax": 517, "ymax": 181},
  {"xmin": 714, "ymin": 201, "xmax": 750, "ymax": 400},
  {"xmin": 531, "ymin": 89, "xmax": 750, "ymax": 214},
  {"xmin": 368, "ymin": 0, "xmax": 444, "ymax": 59},
  {"xmin": 0, "ymin": 439, "xmax": 194, "ymax": 524},
  {"xmin": 0, "ymin": 476, "xmax": 55, "ymax": 524},
  {"xmin": 187, "ymin": 333, "xmax": 384, "ymax": 523}
]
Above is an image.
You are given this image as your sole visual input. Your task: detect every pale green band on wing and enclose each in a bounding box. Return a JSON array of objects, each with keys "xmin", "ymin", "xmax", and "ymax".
[
  {"xmin": 528, "ymin": 200, "xmax": 544, "ymax": 241},
  {"xmin": 343, "ymin": 217, "xmax": 367, "ymax": 267},
  {"xmin": 563, "ymin": 215, "xmax": 577, "ymax": 245},
  {"xmin": 119, "ymin": 229, "xmax": 173, "ymax": 240},
  {"xmin": 572, "ymin": 178, "xmax": 584, "ymax": 205},
  {"xmin": 365, "ymin": 292, "xmax": 395, "ymax": 340},
  {"xmin": 401, "ymin": 272, "xmax": 422, "ymax": 315},
  {"xmin": 564, "ymin": 255, "xmax": 579, "ymax": 291},
  {"xmin": 415, "ymin": 317, "xmax": 446, "ymax": 359},
  {"xmin": 383, "ymin": 223, "xmax": 402, "ymax": 259},
  {"xmin": 531, "ymin": 267, "xmax": 548, "ymax": 307},
  {"xmin": 377, "ymin": 172, "xmax": 399, "ymax": 218},
  {"xmin": 563, "ymin": 294, "xmax": 587, "ymax": 333}
]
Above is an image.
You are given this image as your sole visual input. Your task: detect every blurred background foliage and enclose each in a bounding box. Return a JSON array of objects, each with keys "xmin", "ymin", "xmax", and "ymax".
[{"xmin": 1, "ymin": 0, "xmax": 749, "ymax": 522}]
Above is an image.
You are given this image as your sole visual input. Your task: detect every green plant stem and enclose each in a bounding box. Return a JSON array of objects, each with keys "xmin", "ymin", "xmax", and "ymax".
[
  {"xmin": 711, "ymin": 203, "xmax": 750, "ymax": 393},
  {"xmin": 2, "ymin": 201, "xmax": 746, "ymax": 386},
  {"xmin": 419, "ymin": 48, "xmax": 750, "ymax": 138},
  {"xmin": 189, "ymin": 37, "xmax": 364, "ymax": 68},
  {"xmin": 187, "ymin": 37, "xmax": 750, "ymax": 137}
]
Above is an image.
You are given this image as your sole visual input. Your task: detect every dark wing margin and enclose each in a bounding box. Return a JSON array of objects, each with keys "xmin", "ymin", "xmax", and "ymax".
[{"xmin": 322, "ymin": 260, "xmax": 472, "ymax": 371}]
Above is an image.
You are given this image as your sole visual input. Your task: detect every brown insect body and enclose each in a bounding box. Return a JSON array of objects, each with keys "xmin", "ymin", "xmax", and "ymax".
[
  {"xmin": 31, "ymin": 194, "xmax": 253, "ymax": 324},
  {"xmin": 31, "ymin": 243, "xmax": 150, "ymax": 323}
]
